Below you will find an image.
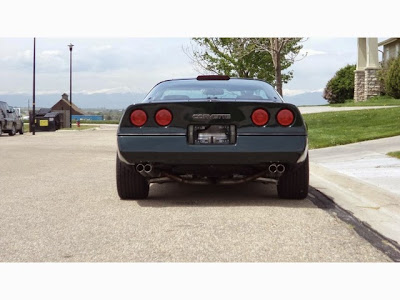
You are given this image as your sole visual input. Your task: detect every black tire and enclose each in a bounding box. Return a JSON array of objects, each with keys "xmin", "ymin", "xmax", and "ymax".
[
  {"xmin": 277, "ymin": 154, "xmax": 309, "ymax": 199},
  {"xmin": 116, "ymin": 154, "xmax": 149, "ymax": 199},
  {"xmin": 9, "ymin": 124, "xmax": 16, "ymax": 136},
  {"xmin": 0, "ymin": 123, "xmax": 2, "ymax": 135},
  {"xmin": 19, "ymin": 125, "xmax": 24, "ymax": 135}
]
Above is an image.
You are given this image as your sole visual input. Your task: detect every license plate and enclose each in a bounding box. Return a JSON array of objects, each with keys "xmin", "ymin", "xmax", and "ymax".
[{"xmin": 188, "ymin": 125, "xmax": 236, "ymax": 145}]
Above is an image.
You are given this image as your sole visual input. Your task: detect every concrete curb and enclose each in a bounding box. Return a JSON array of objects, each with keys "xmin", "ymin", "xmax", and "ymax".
[
  {"xmin": 310, "ymin": 162, "xmax": 400, "ymax": 245},
  {"xmin": 308, "ymin": 187, "xmax": 400, "ymax": 262}
]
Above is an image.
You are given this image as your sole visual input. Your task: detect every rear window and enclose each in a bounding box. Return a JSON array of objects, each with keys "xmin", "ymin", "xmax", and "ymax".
[{"xmin": 143, "ymin": 79, "xmax": 283, "ymax": 102}]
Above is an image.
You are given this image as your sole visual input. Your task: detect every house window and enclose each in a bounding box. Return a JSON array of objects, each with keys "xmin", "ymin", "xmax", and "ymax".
[
  {"xmin": 396, "ymin": 44, "xmax": 400, "ymax": 57},
  {"xmin": 386, "ymin": 48, "xmax": 390, "ymax": 60}
]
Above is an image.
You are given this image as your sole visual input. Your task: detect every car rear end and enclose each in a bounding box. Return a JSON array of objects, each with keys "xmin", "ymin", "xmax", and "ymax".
[
  {"xmin": 118, "ymin": 100, "xmax": 307, "ymax": 165},
  {"xmin": 116, "ymin": 77, "xmax": 309, "ymax": 200}
]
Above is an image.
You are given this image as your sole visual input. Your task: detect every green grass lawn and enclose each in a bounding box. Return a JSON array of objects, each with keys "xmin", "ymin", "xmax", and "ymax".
[
  {"xmin": 304, "ymin": 107, "xmax": 400, "ymax": 149},
  {"xmin": 387, "ymin": 151, "xmax": 400, "ymax": 159},
  {"xmin": 329, "ymin": 96, "xmax": 400, "ymax": 107}
]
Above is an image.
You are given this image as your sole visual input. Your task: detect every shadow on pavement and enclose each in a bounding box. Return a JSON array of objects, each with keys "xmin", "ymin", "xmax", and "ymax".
[{"xmin": 133, "ymin": 182, "xmax": 315, "ymax": 208}]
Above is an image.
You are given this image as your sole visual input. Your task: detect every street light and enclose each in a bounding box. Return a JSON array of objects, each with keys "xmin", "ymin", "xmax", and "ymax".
[{"xmin": 68, "ymin": 43, "xmax": 74, "ymax": 128}]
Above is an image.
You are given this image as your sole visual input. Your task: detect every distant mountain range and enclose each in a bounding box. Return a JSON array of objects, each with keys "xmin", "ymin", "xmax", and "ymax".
[
  {"xmin": 0, "ymin": 92, "xmax": 147, "ymax": 110},
  {"xmin": 0, "ymin": 91, "xmax": 328, "ymax": 110},
  {"xmin": 283, "ymin": 91, "xmax": 328, "ymax": 106}
]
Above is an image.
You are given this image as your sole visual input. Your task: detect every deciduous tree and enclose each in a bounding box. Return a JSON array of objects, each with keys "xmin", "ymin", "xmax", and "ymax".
[
  {"xmin": 185, "ymin": 38, "xmax": 306, "ymax": 96},
  {"xmin": 184, "ymin": 38, "xmax": 275, "ymax": 83},
  {"xmin": 246, "ymin": 38, "xmax": 305, "ymax": 96}
]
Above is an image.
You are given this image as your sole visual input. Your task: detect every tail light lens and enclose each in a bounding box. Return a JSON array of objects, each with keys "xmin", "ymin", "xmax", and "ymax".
[
  {"xmin": 276, "ymin": 109, "xmax": 294, "ymax": 126},
  {"xmin": 130, "ymin": 109, "xmax": 147, "ymax": 127},
  {"xmin": 251, "ymin": 109, "xmax": 269, "ymax": 126},
  {"xmin": 155, "ymin": 109, "xmax": 173, "ymax": 126}
]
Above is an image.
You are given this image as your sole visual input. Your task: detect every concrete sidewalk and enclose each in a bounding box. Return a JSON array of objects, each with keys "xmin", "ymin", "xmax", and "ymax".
[{"xmin": 310, "ymin": 136, "xmax": 400, "ymax": 244}]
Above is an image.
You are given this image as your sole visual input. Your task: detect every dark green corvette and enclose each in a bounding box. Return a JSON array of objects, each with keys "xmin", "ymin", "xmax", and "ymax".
[{"xmin": 117, "ymin": 76, "xmax": 309, "ymax": 200}]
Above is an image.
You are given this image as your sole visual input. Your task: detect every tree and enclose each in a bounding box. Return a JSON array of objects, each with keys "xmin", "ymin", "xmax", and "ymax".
[
  {"xmin": 185, "ymin": 38, "xmax": 306, "ymax": 96},
  {"xmin": 384, "ymin": 56, "xmax": 400, "ymax": 99},
  {"xmin": 184, "ymin": 38, "xmax": 275, "ymax": 82},
  {"xmin": 323, "ymin": 64, "xmax": 356, "ymax": 104},
  {"xmin": 245, "ymin": 38, "xmax": 305, "ymax": 96}
]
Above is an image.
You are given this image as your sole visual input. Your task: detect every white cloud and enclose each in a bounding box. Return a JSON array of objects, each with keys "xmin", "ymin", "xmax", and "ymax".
[
  {"xmin": 41, "ymin": 50, "xmax": 61, "ymax": 56},
  {"xmin": 300, "ymin": 48, "xmax": 327, "ymax": 56},
  {"xmin": 91, "ymin": 45, "xmax": 112, "ymax": 52},
  {"xmin": 1, "ymin": 49, "xmax": 32, "ymax": 65},
  {"xmin": 35, "ymin": 90, "xmax": 64, "ymax": 95},
  {"xmin": 283, "ymin": 88, "xmax": 323, "ymax": 97},
  {"xmin": 79, "ymin": 87, "xmax": 134, "ymax": 95}
]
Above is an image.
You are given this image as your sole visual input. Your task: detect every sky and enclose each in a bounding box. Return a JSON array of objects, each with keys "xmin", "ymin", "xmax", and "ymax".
[
  {"xmin": 0, "ymin": 37, "xmax": 378, "ymax": 99},
  {"xmin": 0, "ymin": 0, "xmax": 397, "ymax": 107}
]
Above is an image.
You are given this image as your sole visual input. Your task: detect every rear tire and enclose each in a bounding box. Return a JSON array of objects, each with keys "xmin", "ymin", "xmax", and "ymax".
[
  {"xmin": 277, "ymin": 154, "xmax": 309, "ymax": 199},
  {"xmin": 19, "ymin": 125, "xmax": 24, "ymax": 135},
  {"xmin": 9, "ymin": 124, "xmax": 16, "ymax": 136},
  {"xmin": 116, "ymin": 154, "xmax": 149, "ymax": 200},
  {"xmin": 0, "ymin": 123, "xmax": 2, "ymax": 135}
]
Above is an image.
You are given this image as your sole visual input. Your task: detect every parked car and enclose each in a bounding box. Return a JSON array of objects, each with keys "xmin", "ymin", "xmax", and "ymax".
[
  {"xmin": 116, "ymin": 76, "xmax": 309, "ymax": 200},
  {"xmin": 0, "ymin": 101, "xmax": 24, "ymax": 136}
]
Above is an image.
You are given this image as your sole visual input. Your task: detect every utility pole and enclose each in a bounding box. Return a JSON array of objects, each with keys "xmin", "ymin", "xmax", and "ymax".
[{"xmin": 32, "ymin": 37, "xmax": 36, "ymax": 135}]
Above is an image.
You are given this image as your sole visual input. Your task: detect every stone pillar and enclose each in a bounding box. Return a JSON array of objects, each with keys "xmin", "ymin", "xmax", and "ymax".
[
  {"xmin": 354, "ymin": 70, "xmax": 365, "ymax": 101},
  {"xmin": 355, "ymin": 38, "xmax": 367, "ymax": 102},
  {"xmin": 364, "ymin": 38, "xmax": 380, "ymax": 99},
  {"xmin": 354, "ymin": 38, "xmax": 381, "ymax": 101},
  {"xmin": 364, "ymin": 68, "xmax": 380, "ymax": 98}
]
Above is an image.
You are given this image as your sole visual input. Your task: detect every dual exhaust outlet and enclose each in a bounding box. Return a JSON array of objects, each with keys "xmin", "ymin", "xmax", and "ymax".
[
  {"xmin": 136, "ymin": 163, "xmax": 158, "ymax": 177},
  {"xmin": 268, "ymin": 163, "xmax": 285, "ymax": 174},
  {"xmin": 137, "ymin": 162, "xmax": 285, "ymax": 178}
]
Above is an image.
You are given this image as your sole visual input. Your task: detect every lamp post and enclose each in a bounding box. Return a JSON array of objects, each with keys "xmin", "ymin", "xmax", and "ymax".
[{"xmin": 68, "ymin": 43, "xmax": 74, "ymax": 128}]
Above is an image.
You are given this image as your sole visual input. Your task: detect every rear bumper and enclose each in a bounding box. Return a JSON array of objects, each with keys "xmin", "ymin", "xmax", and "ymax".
[{"xmin": 118, "ymin": 135, "xmax": 308, "ymax": 165}]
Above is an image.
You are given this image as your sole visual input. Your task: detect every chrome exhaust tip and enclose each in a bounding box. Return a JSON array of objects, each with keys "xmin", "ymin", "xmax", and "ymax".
[
  {"xmin": 136, "ymin": 164, "xmax": 144, "ymax": 173},
  {"xmin": 268, "ymin": 163, "xmax": 277, "ymax": 173},
  {"xmin": 144, "ymin": 164, "xmax": 152, "ymax": 173},
  {"xmin": 277, "ymin": 164, "xmax": 285, "ymax": 173}
]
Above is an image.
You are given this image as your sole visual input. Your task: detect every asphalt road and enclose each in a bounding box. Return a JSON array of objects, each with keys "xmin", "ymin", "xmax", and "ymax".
[{"xmin": 0, "ymin": 127, "xmax": 391, "ymax": 262}]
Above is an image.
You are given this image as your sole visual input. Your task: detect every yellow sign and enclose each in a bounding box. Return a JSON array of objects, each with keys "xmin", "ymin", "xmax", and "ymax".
[{"xmin": 40, "ymin": 120, "xmax": 49, "ymax": 126}]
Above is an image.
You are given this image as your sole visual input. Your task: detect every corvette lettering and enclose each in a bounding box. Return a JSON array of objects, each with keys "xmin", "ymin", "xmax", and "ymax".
[{"xmin": 192, "ymin": 114, "xmax": 231, "ymax": 120}]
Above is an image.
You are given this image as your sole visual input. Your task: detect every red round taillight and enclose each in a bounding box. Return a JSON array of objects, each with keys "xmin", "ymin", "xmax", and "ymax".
[
  {"xmin": 276, "ymin": 109, "xmax": 294, "ymax": 126},
  {"xmin": 130, "ymin": 109, "xmax": 147, "ymax": 127},
  {"xmin": 251, "ymin": 109, "xmax": 269, "ymax": 126},
  {"xmin": 155, "ymin": 109, "xmax": 172, "ymax": 126}
]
